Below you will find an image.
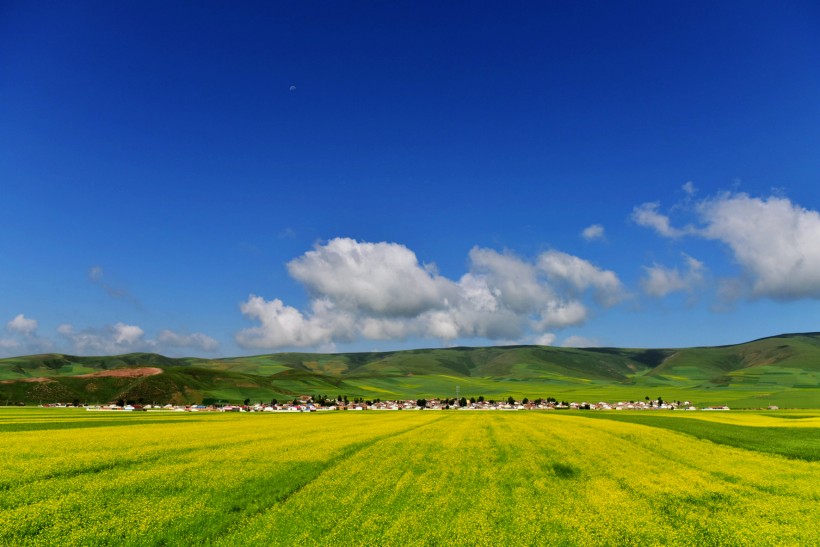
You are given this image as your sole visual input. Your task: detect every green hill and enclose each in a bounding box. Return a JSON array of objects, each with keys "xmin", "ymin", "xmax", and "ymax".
[{"xmin": 1, "ymin": 333, "xmax": 819, "ymax": 407}]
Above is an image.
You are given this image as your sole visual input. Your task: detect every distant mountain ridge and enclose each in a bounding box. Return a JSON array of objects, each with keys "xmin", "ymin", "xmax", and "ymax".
[{"xmin": 1, "ymin": 332, "xmax": 819, "ymax": 407}]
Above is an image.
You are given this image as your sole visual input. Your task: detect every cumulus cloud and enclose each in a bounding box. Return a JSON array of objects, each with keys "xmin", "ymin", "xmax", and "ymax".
[
  {"xmin": 635, "ymin": 191, "xmax": 820, "ymax": 301},
  {"xmin": 1, "ymin": 314, "xmax": 51, "ymax": 356},
  {"xmin": 0, "ymin": 314, "xmax": 219, "ymax": 357},
  {"xmin": 698, "ymin": 193, "xmax": 820, "ymax": 300},
  {"xmin": 287, "ymin": 238, "xmax": 456, "ymax": 317},
  {"xmin": 236, "ymin": 297, "xmax": 344, "ymax": 349},
  {"xmin": 641, "ymin": 254, "xmax": 705, "ymax": 297},
  {"xmin": 581, "ymin": 224, "xmax": 605, "ymax": 241},
  {"xmin": 631, "ymin": 202, "xmax": 691, "ymax": 238},
  {"xmin": 57, "ymin": 322, "xmax": 148, "ymax": 355},
  {"xmin": 538, "ymin": 251, "xmax": 625, "ymax": 306},
  {"xmin": 56, "ymin": 323, "xmax": 219, "ymax": 356},
  {"xmin": 7, "ymin": 314, "xmax": 38, "ymax": 336},
  {"xmin": 236, "ymin": 238, "xmax": 625, "ymax": 350}
]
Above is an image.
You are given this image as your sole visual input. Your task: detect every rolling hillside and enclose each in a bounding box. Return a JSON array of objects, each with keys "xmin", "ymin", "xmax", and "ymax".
[{"xmin": 1, "ymin": 333, "xmax": 819, "ymax": 407}]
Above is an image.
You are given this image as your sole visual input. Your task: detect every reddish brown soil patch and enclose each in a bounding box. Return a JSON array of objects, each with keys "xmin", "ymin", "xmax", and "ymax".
[
  {"xmin": 0, "ymin": 377, "xmax": 54, "ymax": 384},
  {"xmin": 75, "ymin": 367, "xmax": 163, "ymax": 379}
]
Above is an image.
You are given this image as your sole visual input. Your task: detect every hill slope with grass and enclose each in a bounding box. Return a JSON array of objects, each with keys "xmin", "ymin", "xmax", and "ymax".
[{"xmin": 1, "ymin": 333, "xmax": 819, "ymax": 407}]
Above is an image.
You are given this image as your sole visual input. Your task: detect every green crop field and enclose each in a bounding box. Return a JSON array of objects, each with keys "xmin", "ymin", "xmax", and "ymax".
[{"xmin": 2, "ymin": 408, "xmax": 819, "ymax": 546}]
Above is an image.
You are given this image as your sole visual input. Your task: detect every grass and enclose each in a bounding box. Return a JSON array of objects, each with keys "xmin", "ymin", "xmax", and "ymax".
[
  {"xmin": 2, "ymin": 333, "xmax": 820, "ymax": 407},
  {"xmin": 2, "ymin": 408, "xmax": 819, "ymax": 545},
  {"xmin": 574, "ymin": 410, "xmax": 820, "ymax": 461}
]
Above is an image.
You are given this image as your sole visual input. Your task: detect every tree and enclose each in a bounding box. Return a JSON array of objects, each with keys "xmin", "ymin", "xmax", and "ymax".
[
  {"xmin": 478, "ymin": 395, "xmax": 485, "ymax": 403},
  {"xmin": 470, "ymin": 397, "xmax": 476, "ymax": 404},
  {"xmin": 507, "ymin": 396, "xmax": 515, "ymax": 405},
  {"xmin": 459, "ymin": 397, "xmax": 468, "ymax": 407},
  {"xmin": 243, "ymin": 398, "xmax": 251, "ymax": 406},
  {"xmin": 416, "ymin": 398, "xmax": 427, "ymax": 409},
  {"xmin": 522, "ymin": 397, "xmax": 529, "ymax": 405}
]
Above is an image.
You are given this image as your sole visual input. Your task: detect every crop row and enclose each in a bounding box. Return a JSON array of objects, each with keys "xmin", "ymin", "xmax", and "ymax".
[{"xmin": 1, "ymin": 410, "xmax": 818, "ymax": 545}]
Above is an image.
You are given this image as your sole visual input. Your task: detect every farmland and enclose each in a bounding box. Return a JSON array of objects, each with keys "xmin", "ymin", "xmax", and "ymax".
[
  {"xmin": 2, "ymin": 408, "xmax": 819, "ymax": 545},
  {"xmin": 2, "ymin": 332, "xmax": 820, "ymax": 408}
]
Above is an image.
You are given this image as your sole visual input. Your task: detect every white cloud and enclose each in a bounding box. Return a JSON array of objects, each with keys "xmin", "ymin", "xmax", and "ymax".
[
  {"xmin": 7, "ymin": 314, "xmax": 38, "ymax": 336},
  {"xmin": 534, "ymin": 333, "xmax": 557, "ymax": 346},
  {"xmin": 581, "ymin": 224, "xmax": 605, "ymax": 241},
  {"xmin": 636, "ymin": 191, "xmax": 820, "ymax": 301},
  {"xmin": 561, "ymin": 335, "xmax": 601, "ymax": 348},
  {"xmin": 58, "ymin": 322, "xmax": 149, "ymax": 354},
  {"xmin": 641, "ymin": 254, "xmax": 705, "ymax": 297},
  {"xmin": 682, "ymin": 181, "xmax": 696, "ymax": 195},
  {"xmin": 0, "ymin": 316, "xmax": 219, "ymax": 358},
  {"xmin": 534, "ymin": 300, "xmax": 588, "ymax": 330},
  {"xmin": 236, "ymin": 296, "xmax": 347, "ymax": 349},
  {"xmin": 698, "ymin": 193, "xmax": 820, "ymax": 300},
  {"xmin": 467, "ymin": 248, "xmax": 555, "ymax": 314},
  {"xmin": 0, "ymin": 314, "xmax": 52, "ymax": 356},
  {"xmin": 287, "ymin": 238, "xmax": 456, "ymax": 317},
  {"xmin": 114, "ymin": 323, "xmax": 144, "ymax": 345},
  {"xmin": 56, "ymin": 322, "xmax": 219, "ymax": 355},
  {"xmin": 236, "ymin": 238, "xmax": 625, "ymax": 350},
  {"xmin": 0, "ymin": 338, "xmax": 20, "ymax": 350},
  {"xmin": 156, "ymin": 330, "xmax": 220, "ymax": 352},
  {"xmin": 538, "ymin": 250, "xmax": 625, "ymax": 306},
  {"xmin": 631, "ymin": 202, "xmax": 690, "ymax": 238}
]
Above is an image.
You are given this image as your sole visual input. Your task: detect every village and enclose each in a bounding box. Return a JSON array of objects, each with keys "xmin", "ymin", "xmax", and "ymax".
[{"xmin": 58, "ymin": 396, "xmax": 736, "ymax": 412}]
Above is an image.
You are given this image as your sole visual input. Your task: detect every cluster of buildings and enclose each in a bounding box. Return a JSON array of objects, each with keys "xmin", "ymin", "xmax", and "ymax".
[{"xmin": 73, "ymin": 397, "xmax": 731, "ymax": 412}]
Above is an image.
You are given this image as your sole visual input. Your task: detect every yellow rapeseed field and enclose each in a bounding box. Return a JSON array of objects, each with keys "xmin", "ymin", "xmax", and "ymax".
[{"xmin": 1, "ymin": 409, "xmax": 818, "ymax": 546}]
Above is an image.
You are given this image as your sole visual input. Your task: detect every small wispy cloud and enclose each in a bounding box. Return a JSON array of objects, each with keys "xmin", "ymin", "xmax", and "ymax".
[
  {"xmin": 581, "ymin": 224, "xmax": 605, "ymax": 241},
  {"xmin": 88, "ymin": 266, "xmax": 141, "ymax": 308},
  {"xmin": 631, "ymin": 202, "xmax": 692, "ymax": 238}
]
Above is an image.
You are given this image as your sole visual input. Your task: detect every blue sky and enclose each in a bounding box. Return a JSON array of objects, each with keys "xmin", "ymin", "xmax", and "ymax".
[{"xmin": 2, "ymin": 1, "xmax": 819, "ymax": 357}]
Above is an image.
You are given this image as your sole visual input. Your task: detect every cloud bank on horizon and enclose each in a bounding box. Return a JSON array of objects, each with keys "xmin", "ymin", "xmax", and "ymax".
[{"xmin": 3, "ymin": 188, "xmax": 820, "ymax": 357}]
